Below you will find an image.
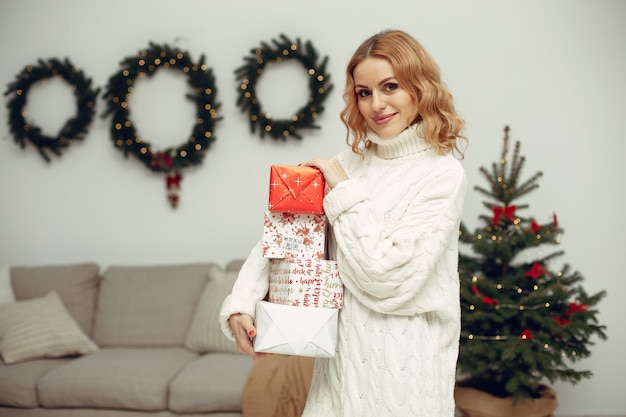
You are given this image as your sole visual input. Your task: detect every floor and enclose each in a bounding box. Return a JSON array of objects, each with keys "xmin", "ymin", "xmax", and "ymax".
[{"xmin": 456, "ymin": 412, "xmax": 625, "ymax": 417}]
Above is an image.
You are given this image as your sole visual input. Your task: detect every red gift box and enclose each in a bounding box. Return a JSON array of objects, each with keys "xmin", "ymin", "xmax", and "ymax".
[{"xmin": 268, "ymin": 165, "xmax": 325, "ymax": 214}]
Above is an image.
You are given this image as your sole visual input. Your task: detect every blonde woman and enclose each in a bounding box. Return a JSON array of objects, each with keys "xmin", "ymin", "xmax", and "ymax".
[{"xmin": 222, "ymin": 29, "xmax": 467, "ymax": 417}]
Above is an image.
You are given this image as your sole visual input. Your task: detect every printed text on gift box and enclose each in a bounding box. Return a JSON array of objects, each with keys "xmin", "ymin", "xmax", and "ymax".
[{"xmin": 270, "ymin": 259, "xmax": 343, "ymax": 309}]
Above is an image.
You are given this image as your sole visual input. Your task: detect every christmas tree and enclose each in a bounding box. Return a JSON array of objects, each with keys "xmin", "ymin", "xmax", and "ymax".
[{"xmin": 457, "ymin": 126, "xmax": 607, "ymax": 403}]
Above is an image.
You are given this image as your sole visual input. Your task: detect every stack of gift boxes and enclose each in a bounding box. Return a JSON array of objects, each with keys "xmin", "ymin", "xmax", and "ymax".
[{"xmin": 253, "ymin": 165, "xmax": 343, "ymax": 358}]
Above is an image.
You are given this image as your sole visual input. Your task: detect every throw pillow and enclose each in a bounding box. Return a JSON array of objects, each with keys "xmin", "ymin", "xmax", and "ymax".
[
  {"xmin": 0, "ymin": 264, "xmax": 15, "ymax": 305},
  {"xmin": 185, "ymin": 266, "xmax": 239, "ymax": 353},
  {"xmin": 0, "ymin": 291, "xmax": 98, "ymax": 364},
  {"xmin": 10, "ymin": 262, "xmax": 100, "ymax": 336}
]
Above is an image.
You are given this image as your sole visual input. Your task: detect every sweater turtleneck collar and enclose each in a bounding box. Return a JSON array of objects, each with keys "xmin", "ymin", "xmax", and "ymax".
[{"xmin": 367, "ymin": 124, "xmax": 431, "ymax": 159}]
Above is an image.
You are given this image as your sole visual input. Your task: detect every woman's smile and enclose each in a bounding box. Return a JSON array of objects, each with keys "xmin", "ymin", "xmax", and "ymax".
[{"xmin": 373, "ymin": 112, "xmax": 398, "ymax": 125}]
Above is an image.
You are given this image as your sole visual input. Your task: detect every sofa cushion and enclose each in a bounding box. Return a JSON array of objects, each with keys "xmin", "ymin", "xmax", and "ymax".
[
  {"xmin": 0, "ymin": 291, "xmax": 98, "ymax": 365},
  {"xmin": 0, "ymin": 264, "xmax": 14, "ymax": 305},
  {"xmin": 10, "ymin": 262, "xmax": 100, "ymax": 336},
  {"xmin": 37, "ymin": 347, "xmax": 198, "ymax": 411},
  {"xmin": 225, "ymin": 259, "xmax": 245, "ymax": 272},
  {"xmin": 169, "ymin": 352, "xmax": 254, "ymax": 413},
  {"xmin": 94, "ymin": 263, "xmax": 215, "ymax": 347},
  {"xmin": 0, "ymin": 358, "xmax": 71, "ymax": 408},
  {"xmin": 185, "ymin": 266, "xmax": 239, "ymax": 354}
]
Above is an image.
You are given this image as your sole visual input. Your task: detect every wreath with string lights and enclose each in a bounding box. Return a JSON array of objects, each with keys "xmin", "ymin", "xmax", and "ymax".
[
  {"xmin": 102, "ymin": 42, "xmax": 221, "ymax": 207},
  {"xmin": 4, "ymin": 57, "xmax": 99, "ymax": 162},
  {"xmin": 235, "ymin": 34, "xmax": 333, "ymax": 140}
]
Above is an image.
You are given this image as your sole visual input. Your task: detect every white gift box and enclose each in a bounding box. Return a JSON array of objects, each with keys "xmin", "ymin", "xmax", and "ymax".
[
  {"xmin": 262, "ymin": 211, "xmax": 327, "ymax": 259},
  {"xmin": 269, "ymin": 258, "xmax": 344, "ymax": 309},
  {"xmin": 253, "ymin": 301, "xmax": 338, "ymax": 358}
]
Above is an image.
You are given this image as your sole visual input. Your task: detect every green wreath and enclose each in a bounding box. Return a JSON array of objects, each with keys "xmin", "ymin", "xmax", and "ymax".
[
  {"xmin": 235, "ymin": 34, "xmax": 333, "ymax": 140},
  {"xmin": 102, "ymin": 42, "xmax": 221, "ymax": 173},
  {"xmin": 4, "ymin": 57, "xmax": 99, "ymax": 162}
]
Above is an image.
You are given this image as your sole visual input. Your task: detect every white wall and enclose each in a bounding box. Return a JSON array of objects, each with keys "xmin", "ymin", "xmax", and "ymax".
[{"xmin": 1, "ymin": 0, "xmax": 624, "ymax": 415}]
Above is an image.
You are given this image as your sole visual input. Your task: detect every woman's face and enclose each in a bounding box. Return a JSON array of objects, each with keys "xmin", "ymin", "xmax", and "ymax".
[{"xmin": 353, "ymin": 57, "xmax": 416, "ymax": 138}]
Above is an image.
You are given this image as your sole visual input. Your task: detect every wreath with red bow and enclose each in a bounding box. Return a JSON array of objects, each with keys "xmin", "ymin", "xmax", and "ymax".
[{"xmin": 102, "ymin": 42, "xmax": 221, "ymax": 207}]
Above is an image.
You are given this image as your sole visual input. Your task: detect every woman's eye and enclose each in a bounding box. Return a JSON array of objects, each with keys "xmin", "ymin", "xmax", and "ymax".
[
  {"xmin": 356, "ymin": 89, "xmax": 371, "ymax": 98},
  {"xmin": 384, "ymin": 82, "xmax": 398, "ymax": 92}
]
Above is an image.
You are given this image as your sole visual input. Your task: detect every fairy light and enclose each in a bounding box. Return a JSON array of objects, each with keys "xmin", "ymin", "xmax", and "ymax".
[
  {"xmin": 463, "ymin": 302, "xmax": 550, "ymax": 311},
  {"xmin": 464, "ymin": 333, "xmax": 512, "ymax": 341}
]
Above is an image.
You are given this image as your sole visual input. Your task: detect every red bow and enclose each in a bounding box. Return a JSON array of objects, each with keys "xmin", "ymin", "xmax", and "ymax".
[
  {"xmin": 530, "ymin": 220, "xmax": 541, "ymax": 234},
  {"xmin": 520, "ymin": 329, "xmax": 534, "ymax": 340},
  {"xmin": 150, "ymin": 152, "xmax": 173, "ymax": 170},
  {"xmin": 566, "ymin": 302, "xmax": 588, "ymax": 316},
  {"xmin": 553, "ymin": 316, "xmax": 570, "ymax": 326},
  {"xmin": 470, "ymin": 285, "xmax": 498, "ymax": 305},
  {"xmin": 482, "ymin": 295, "xmax": 498, "ymax": 305},
  {"xmin": 553, "ymin": 212, "xmax": 559, "ymax": 229},
  {"xmin": 492, "ymin": 205, "xmax": 516, "ymax": 225},
  {"xmin": 524, "ymin": 262, "xmax": 545, "ymax": 279},
  {"xmin": 166, "ymin": 172, "xmax": 182, "ymax": 189}
]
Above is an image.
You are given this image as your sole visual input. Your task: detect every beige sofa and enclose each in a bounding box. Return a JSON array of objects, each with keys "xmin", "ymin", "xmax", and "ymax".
[{"xmin": 0, "ymin": 260, "xmax": 254, "ymax": 417}]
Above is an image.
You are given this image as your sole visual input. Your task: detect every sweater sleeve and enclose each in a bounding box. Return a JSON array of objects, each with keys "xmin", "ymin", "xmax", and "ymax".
[
  {"xmin": 324, "ymin": 159, "xmax": 467, "ymax": 316},
  {"xmin": 219, "ymin": 240, "xmax": 270, "ymax": 340}
]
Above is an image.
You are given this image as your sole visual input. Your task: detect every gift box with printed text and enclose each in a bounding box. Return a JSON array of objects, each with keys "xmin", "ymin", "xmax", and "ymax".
[
  {"xmin": 262, "ymin": 211, "xmax": 327, "ymax": 259},
  {"xmin": 269, "ymin": 258, "xmax": 344, "ymax": 309},
  {"xmin": 268, "ymin": 165, "xmax": 325, "ymax": 214}
]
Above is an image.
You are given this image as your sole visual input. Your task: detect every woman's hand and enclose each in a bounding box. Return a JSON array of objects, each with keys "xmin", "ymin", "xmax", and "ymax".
[
  {"xmin": 228, "ymin": 313, "xmax": 268, "ymax": 361},
  {"xmin": 303, "ymin": 158, "xmax": 349, "ymax": 189}
]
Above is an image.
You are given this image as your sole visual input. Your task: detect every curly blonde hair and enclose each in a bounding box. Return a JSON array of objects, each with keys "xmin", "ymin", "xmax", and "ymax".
[{"xmin": 340, "ymin": 30, "xmax": 466, "ymax": 158}]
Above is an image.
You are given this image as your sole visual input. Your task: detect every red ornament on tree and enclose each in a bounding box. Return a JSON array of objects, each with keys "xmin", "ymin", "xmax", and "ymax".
[
  {"xmin": 553, "ymin": 316, "xmax": 570, "ymax": 326},
  {"xmin": 566, "ymin": 302, "xmax": 589, "ymax": 316},
  {"xmin": 482, "ymin": 295, "xmax": 498, "ymax": 305},
  {"xmin": 492, "ymin": 205, "xmax": 516, "ymax": 225},
  {"xmin": 524, "ymin": 262, "xmax": 545, "ymax": 279},
  {"xmin": 520, "ymin": 329, "xmax": 534, "ymax": 340},
  {"xmin": 471, "ymin": 285, "xmax": 498, "ymax": 305},
  {"xmin": 530, "ymin": 220, "xmax": 541, "ymax": 234}
]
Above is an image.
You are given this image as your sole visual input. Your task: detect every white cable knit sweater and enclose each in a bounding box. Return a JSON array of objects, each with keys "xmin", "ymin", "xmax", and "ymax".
[{"xmin": 220, "ymin": 125, "xmax": 467, "ymax": 417}]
